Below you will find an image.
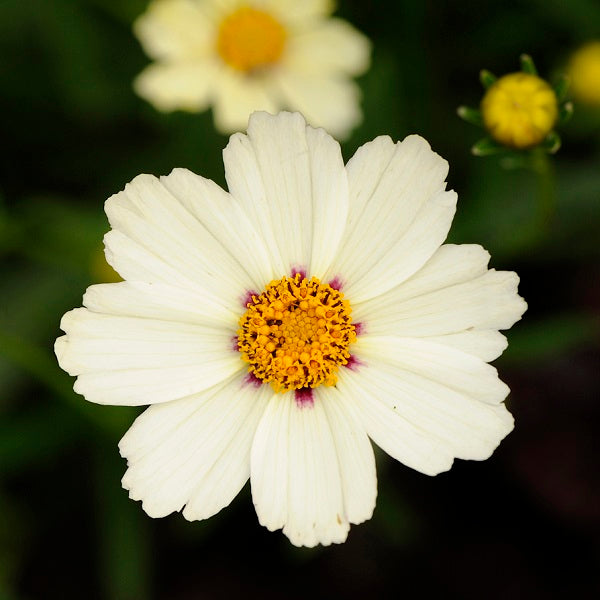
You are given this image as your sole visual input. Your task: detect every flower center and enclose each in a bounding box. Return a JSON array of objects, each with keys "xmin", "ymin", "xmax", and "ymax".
[
  {"xmin": 217, "ymin": 6, "xmax": 286, "ymax": 72},
  {"xmin": 238, "ymin": 274, "xmax": 356, "ymax": 393},
  {"xmin": 481, "ymin": 72, "xmax": 558, "ymax": 149}
]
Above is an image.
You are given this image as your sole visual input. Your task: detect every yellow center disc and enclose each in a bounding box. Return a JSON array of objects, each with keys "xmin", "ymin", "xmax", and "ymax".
[
  {"xmin": 238, "ymin": 274, "xmax": 356, "ymax": 393},
  {"xmin": 217, "ymin": 6, "xmax": 286, "ymax": 72}
]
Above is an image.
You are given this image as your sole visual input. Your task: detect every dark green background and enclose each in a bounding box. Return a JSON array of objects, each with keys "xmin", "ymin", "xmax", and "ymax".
[{"xmin": 1, "ymin": 1, "xmax": 599, "ymax": 598}]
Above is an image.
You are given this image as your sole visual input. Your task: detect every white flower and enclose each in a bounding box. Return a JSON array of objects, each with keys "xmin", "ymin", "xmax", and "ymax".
[
  {"xmin": 133, "ymin": 0, "xmax": 371, "ymax": 138},
  {"xmin": 55, "ymin": 111, "xmax": 526, "ymax": 547}
]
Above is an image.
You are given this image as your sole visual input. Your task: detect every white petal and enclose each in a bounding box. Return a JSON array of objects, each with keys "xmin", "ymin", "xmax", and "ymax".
[
  {"xmin": 223, "ymin": 111, "xmax": 349, "ymax": 277},
  {"xmin": 119, "ymin": 372, "xmax": 271, "ymax": 519},
  {"xmin": 340, "ymin": 349, "xmax": 514, "ymax": 473},
  {"xmin": 356, "ymin": 335, "xmax": 509, "ymax": 405},
  {"xmin": 83, "ymin": 280, "xmax": 236, "ymax": 328},
  {"xmin": 273, "ymin": 71, "xmax": 363, "ymax": 139},
  {"xmin": 306, "ymin": 126, "xmax": 349, "ymax": 277},
  {"xmin": 349, "ymin": 190, "xmax": 456, "ymax": 303},
  {"xmin": 354, "ymin": 268, "xmax": 527, "ymax": 337},
  {"xmin": 284, "ymin": 18, "xmax": 371, "ymax": 76},
  {"xmin": 318, "ymin": 386, "xmax": 377, "ymax": 524},
  {"xmin": 266, "ymin": 0, "xmax": 334, "ymax": 23},
  {"xmin": 335, "ymin": 369, "xmax": 454, "ymax": 476},
  {"xmin": 227, "ymin": 111, "xmax": 311, "ymax": 274},
  {"xmin": 104, "ymin": 173, "xmax": 254, "ymax": 311},
  {"xmin": 211, "ymin": 70, "xmax": 279, "ymax": 134},
  {"xmin": 424, "ymin": 330, "xmax": 508, "ymax": 362},
  {"xmin": 55, "ymin": 308, "xmax": 241, "ymax": 405},
  {"xmin": 249, "ymin": 394, "xmax": 291, "ymax": 534},
  {"xmin": 134, "ymin": 61, "xmax": 218, "ymax": 113},
  {"xmin": 251, "ymin": 395, "xmax": 350, "ymax": 547},
  {"xmin": 58, "ymin": 307, "xmax": 234, "ymax": 349},
  {"xmin": 356, "ymin": 243, "xmax": 492, "ymax": 308},
  {"xmin": 325, "ymin": 135, "xmax": 456, "ymax": 301},
  {"xmin": 104, "ymin": 229, "xmax": 194, "ymax": 290},
  {"xmin": 133, "ymin": 0, "xmax": 213, "ymax": 61},
  {"xmin": 160, "ymin": 168, "xmax": 276, "ymax": 289}
]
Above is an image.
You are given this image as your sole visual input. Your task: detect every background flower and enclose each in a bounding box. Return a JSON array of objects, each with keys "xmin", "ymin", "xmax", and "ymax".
[
  {"xmin": 133, "ymin": 0, "xmax": 371, "ymax": 138},
  {"xmin": 568, "ymin": 41, "xmax": 600, "ymax": 106},
  {"xmin": 1, "ymin": 0, "xmax": 600, "ymax": 597}
]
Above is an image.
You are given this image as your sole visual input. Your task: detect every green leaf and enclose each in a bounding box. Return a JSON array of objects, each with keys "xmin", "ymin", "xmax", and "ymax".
[
  {"xmin": 480, "ymin": 69, "xmax": 497, "ymax": 89},
  {"xmin": 553, "ymin": 75, "xmax": 570, "ymax": 102},
  {"xmin": 471, "ymin": 136, "xmax": 505, "ymax": 156},
  {"xmin": 543, "ymin": 131, "xmax": 561, "ymax": 154},
  {"xmin": 457, "ymin": 105, "xmax": 483, "ymax": 127},
  {"xmin": 520, "ymin": 53, "xmax": 538, "ymax": 75},
  {"xmin": 558, "ymin": 101, "xmax": 574, "ymax": 125}
]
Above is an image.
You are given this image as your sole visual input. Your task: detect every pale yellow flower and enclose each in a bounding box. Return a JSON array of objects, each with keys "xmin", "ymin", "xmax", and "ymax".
[{"xmin": 133, "ymin": 0, "xmax": 371, "ymax": 138}]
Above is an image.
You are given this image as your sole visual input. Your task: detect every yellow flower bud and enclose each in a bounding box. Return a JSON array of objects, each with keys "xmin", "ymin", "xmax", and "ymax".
[
  {"xmin": 481, "ymin": 72, "xmax": 558, "ymax": 149},
  {"xmin": 568, "ymin": 41, "xmax": 600, "ymax": 106}
]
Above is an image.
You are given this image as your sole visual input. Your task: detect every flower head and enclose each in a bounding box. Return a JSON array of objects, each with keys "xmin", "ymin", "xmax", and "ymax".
[
  {"xmin": 568, "ymin": 41, "xmax": 600, "ymax": 106},
  {"xmin": 55, "ymin": 111, "xmax": 526, "ymax": 547},
  {"xmin": 458, "ymin": 55, "xmax": 571, "ymax": 156},
  {"xmin": 481, "ymin": 72, "xmax": 558, "ymax": 149},
  {"xmin": 133, "ymin": 0, "xmax": 371, "ymax": 138}
]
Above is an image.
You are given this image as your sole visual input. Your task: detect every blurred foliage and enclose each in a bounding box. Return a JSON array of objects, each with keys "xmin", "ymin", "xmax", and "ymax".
[{"xmin": 1, "ymin": 1, "xmax": 599, "ymax": 599}]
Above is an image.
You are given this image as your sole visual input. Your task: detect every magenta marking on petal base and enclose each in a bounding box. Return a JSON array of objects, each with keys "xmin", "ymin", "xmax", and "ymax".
[
  {"xmin": 294, "ymin": 388, "xmax": 314, "ymax": 408},
  {"xmin": 328, "ymin": 276, "xmax": 343, "ymax": 291},
  {"xmin": 344, "ymin": 355, "xmax": 363, "ymax": 371},
  {"xmin": 242, "ymin": 290, "xmax": 258, "ymax": 307},
  {"xmin": 244, "ymin": 372, "xmax": 263, "ymax": 388},
  {"xmin": 354, "ymin": 322, "xmax": 365, "ymax": 336},
  {"xmin": 291, "ymin": 267, "xmax": 307, "ymax": 279},
  {"xmin": 231, "ymin": 336, "xmax": 239, "ymax": 352}
]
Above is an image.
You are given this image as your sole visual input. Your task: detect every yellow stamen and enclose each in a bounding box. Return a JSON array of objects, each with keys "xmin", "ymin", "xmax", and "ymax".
[
  {"xmin": 238, "ymin": 274, "xmax": 356, "ymax": 393},
  {"xmin": 481, "ymin": 72, "xmax": 558, "ymax": 149},
  {"xmin": 217, "ymin": 6, "xmax": 286, "ymax": 73}
]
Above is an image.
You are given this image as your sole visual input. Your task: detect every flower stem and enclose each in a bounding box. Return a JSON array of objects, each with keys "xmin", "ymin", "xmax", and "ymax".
[{"xmin": 530, "ymin": 148, "xmax": 556, "ymax": 230}]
